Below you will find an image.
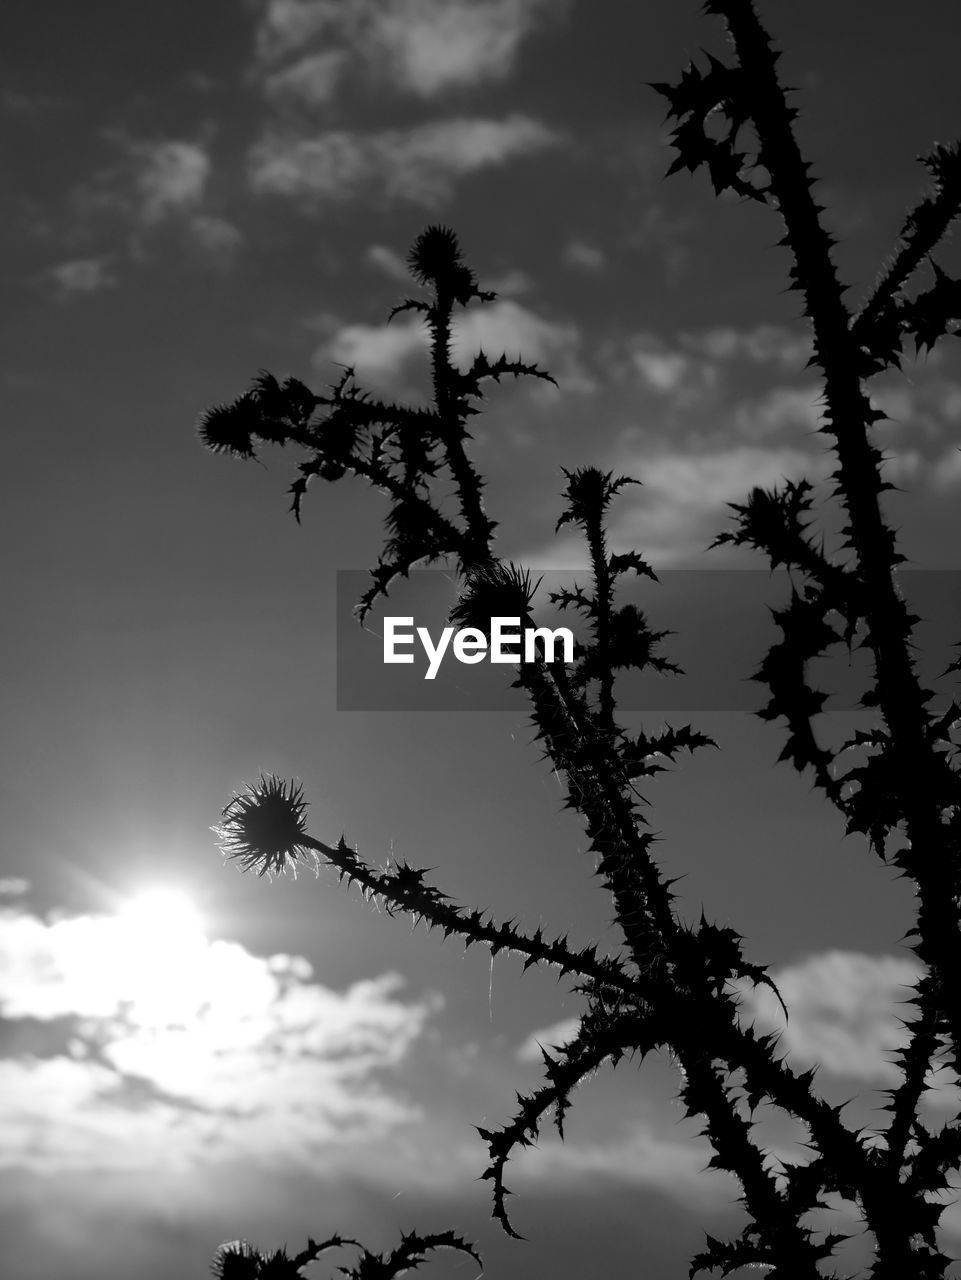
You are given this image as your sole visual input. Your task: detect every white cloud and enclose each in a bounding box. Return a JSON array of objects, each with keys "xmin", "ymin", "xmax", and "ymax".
[
  {"xmin": 365, "ymin": 243, "xmax": 411, "ymax": 281},
  {"xmin": 518, "ymin": 444, "xmax": 829, "ymax": 569},
  {"xmin": 187, "ymin": 213, "xmax": 245, "ymax": 260},
  {"xmin": 484, "ymin": 267, "xmax": 532, "ymax": 297},
  {"xmin": 733, "ymin": 385, "xmax": 824, "ymax": 440},
  {"xmin": 512, "ymin": 1122, "xmax": 734, "ymax": 1210},
  {"xmin": 563, "ymin": 240, "xmax": 606, "ymax": 271},
  {"xmin": 130, "ymin": 140, "xmax": 210, "ymax": 223},
  {"xmin": 255, "ymin": 0, "xmax": 336, "ymax": 62},
  {"xmin": 632, "ymin": 445, "xmax": 822, "ymax": 511},
  {"xmin": 319, "ymin": 297, "xmax": 585, "ymax": 392},
  {"xmin": 682, "ymin": 324, "xmax": 813, "ymax": 370},
  {"xmin": 0, "ymin": 903, "xmax": 438, "ymax": 1173},
  {"xmin": 618, "ymin": 334, "xmax": 718, "ymax": 407},
  {"xmin": 930, "ymin": 447, "xmax": 961, "ymax": 489},
  {"xmin": 263, "ymin": 49, "xmax": 347, "ymax": 105},
  {"xmin": 254, "ymin": 0, "xmax": 562, "ymax": 100},
  {"xmin": 320, "ymin": 314, "xmax": 426, "ymax": 382},
  {"xmin": 0, "ymin": 878, "xmax": 29, "ymax": 897},
  {"xmin": 517, "ymin": 1015, "xmax": 580, "ymax": 1061},
  {"xmin": 248, "ymin": 115, "xmax": 558, "ymax": 206},
  {"xmin": 935, "ymin": 382, "xmax": 961, "ymax": 426},
  {"xmin": 48, "ymin": 257, "xmax": 116, "ymax": 296},
  {"xmin": 454, "ymin": 299, "xmax": 581, "ymax": 381},
  {"xmin": 66, "ymin": 138, "xmax": 237, "ymax": 276},
  {"xmin": 880, "ymin": 448, "xmax": 924, "ymax": 484},
  {"xmin": 872, "ymin": 385, "xmax": 916, "ymax": 426},
  {"xmin": 250, "ymin": 130, "xmax": 370, "ymax": 201},
  {"xmin": 633, "ymin": 348, "xmax": 694, "ymax": 395},
  {"xmin": 736, "ymin": 950, "xmax": 959, "ymax": 1109},
  {"xmin": 607, "ymin": 444, "xmax": 828, "ymax": 564},
  {"xmin": 362, "ymin": 0, "xmax": 557, "ymax": 97}
]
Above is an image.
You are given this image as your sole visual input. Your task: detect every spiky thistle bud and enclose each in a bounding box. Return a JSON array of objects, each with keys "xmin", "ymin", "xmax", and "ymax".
[
  {"xmin": 407, "ymin": 225, "xmax": 462, "ymax": 284},
  {"xmin": 197, "ymin": 396, "xmax": 261, "ymax": 459},
  {"xmin": 449, "ymin": 562, "xmax": 540, "ymax": 637},
  {"xmin": 407, "ymin": 224, "xmax": 479, "ymax": 302},
  {"xmin": 556, "ymin": 467, "xmax": 637, "ymax": 531},
  {"xmin": 216, "ymin": 776, "xmax": 311, "ymax": 877},
  {"xmin": 211, "ymin": 1240, "xmax": 263, "ymax": 1279}
]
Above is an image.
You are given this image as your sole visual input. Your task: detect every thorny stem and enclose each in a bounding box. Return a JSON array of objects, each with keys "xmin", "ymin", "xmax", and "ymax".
[
  {"xmin": 715, "ymin": 0, "xmax": 961, "ymax": 1059},
  {"xmin": 300, "ymin": 832, "xmax": 639, "ymax": 998},
  {"xmin": 430, "ymin": 281, "xmax": 493, "ymax": 567},
  {"xmin": 204, "ymin": 49, "xmax": 961, "ymax": 1250},
  {"xmin": 436, "ymin": 341, "xmax": 879, "ymax": 1250},
  {"xmin": 708, "ymin": 1, "xmax": 961, "ymax": 1265},
  {"xmin": 352, "ymin": 452, "xmax": 467, "ymax": 548},
  {"xmin": 583, "ymin": 508, "xmax": 616, "ymax": 730},
  {"xmin": 679, "ymin": 1048, "xmax": 825, "ymax": 1279},
  {"xmin": 852, "ymin": 151, "xmax": 961, "ymax": 345}
]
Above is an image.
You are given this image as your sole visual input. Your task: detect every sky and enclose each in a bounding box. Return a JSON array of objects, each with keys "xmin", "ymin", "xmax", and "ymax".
[{"xmin": 2, "ymin": 1, "xmax": 961, "ymax": 1276}]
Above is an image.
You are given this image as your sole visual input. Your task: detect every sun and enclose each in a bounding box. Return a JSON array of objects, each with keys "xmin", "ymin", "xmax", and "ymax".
[
  {"xmin": 115, "ymin": 887, "xmax": 205, "ymax": 943},
  {"xmin": 109, "ymin": 887, "xmax": 210, "ymax": 1026}
]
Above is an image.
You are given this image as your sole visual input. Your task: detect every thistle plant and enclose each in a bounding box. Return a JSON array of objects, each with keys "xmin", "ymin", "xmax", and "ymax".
[
  {"xmin": 209, "ymin": 1231, "xmax": 480, "ymax": 1280},
  {"xmin": 198, "ymin": 3, "xmax": 961, "ymax": 1275}
]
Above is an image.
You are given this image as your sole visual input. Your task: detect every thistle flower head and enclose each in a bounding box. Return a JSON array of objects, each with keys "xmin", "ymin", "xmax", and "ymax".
[
  {"xmin": 556, "ymin": 467, "xmax": 638, "ymax": 530},
  {"xmin": 210, "ymin": 1240, "xmax": 263, "ymax": 1279},
  {"xmin": 407, "ymin": 224, "xmax": 462, "ymax": 284},
  {"xmin": 216, "ymin": 775, "xmax": 311, "ymax": 877},
  {"xmin": 407, "ymin": 224, "xmax": 479, "ymax": 303},
  {"xmin": 450, "ymin": 562, "xmax": 540, "ymax": 636},
  {"xmin": 197, "ymin": 395, "xmax": 262, "ymax": 459}
]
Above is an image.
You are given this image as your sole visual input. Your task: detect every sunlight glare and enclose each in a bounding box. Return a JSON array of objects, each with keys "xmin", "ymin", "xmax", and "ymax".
[
  {"xmin": 110, "ymin": 887, "xmax": 210, "ymax": 1026},
  {"xmin": 116, "ymin": 888, "xmax": 205, "ymax": 946}
]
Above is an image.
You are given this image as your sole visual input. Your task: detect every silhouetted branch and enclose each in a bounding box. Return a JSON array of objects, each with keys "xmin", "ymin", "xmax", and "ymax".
[{"xmin": 200, "ymin": 10, "xmax": 961, "ymax": 1263}]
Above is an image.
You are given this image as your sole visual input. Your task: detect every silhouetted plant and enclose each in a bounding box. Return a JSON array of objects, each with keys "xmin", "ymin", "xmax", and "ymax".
[
  {"xmin": 210, "ymin": 1230, "xmax": 480, "ymax": 1279},
  {"xmin": 199, "ymin": 3, "xmax": 961, "ymax": 1275}
]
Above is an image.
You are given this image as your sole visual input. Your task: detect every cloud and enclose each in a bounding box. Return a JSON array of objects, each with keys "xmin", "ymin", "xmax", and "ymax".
[
  {"xmin": 598, "ymin": 328, "xmax": 961, "ymax": 498},
  {"xmin": 484, "ymin": 267, "xmax": 532, "ymax": 297},
  {"xmin": 934, "ymin": 381, "xmax": 961, "ymax": 426},
  {"xmin": 610, "ymin": 333, "xmax": 719, "ymax": 408},
  {"xmin": 130, "ymin": 140, "xmax": 210, "ymax": 224},
  {"xmin": 262, "ymin": 49, "xmax": 347, "ymax": 105},
  {"xmin": 360, "ymin": 0, "xmax": 559, "ymax": 97},
  {"xmin": 186, "ymin": 213, "xmax": 245, "ymax": 261},
  {"xmin": 737, "ymin": 950, "xmax": 959, "ymax": 1108},
  {"xmin": 609, "ymin": 444, "xmax": 828, "ymax": 564},
  {"xmin": 0, "ymin": 878, "xmax": 29, "ymax": 897},
  {"xmin": 517, "ymin": 1015, "xmax": 579, "ymax": 1061},
  {"xmin": 930, "ymin": 447, "xmax": 961, "ymax": 489},
  {"xmin": 318, "ymin": 297, "xmax": 584, "ymax": 392},
  {"xmin": 563, "ymin": 240, "xmax": 606, "ymax": 271},
  {"xmin": 733, "ymin": 385, "xmax": 824, "ymax": 440},
  {"xmin": 633, "ymin": 347, "xmax": 697, "ymax": 395},
  {"xmin": 48, "ymin": 257, "xmax": 116, "ymax": 296},
  {"xmin": 682, "ymin": 324, "xmax": 813, "ymax": 370},
  {"xmin": 365, "ymin": 243, "xmax": 411, "ymax": 281},
  {"xmin": 629, "ymin": 445, "xmax": 823, "ymax": 514},
  {"xmin": 512, "ymin": 1122, "xmax": 733, "ymax": 1210},
  {"xmin": 0, "ymin": 902, "xmax": 438, "ymax": 1173},
  {"xmin": 319, "ymin": 313, "xmax": 426, "ymax": 383},
  {"xmin": 253, "ymin": 0, "xmax": 563, "ymax": 100},
  {"xmin": 520, "ymin": 444, "xmax": 831, "ymax": 569},
  {"xmin": 67, "ymin": 137, "xmax": 239, "ymax": 273},
  {"xmin": 248, "ymin": 115, "xmax": 558, "ymax": 207}
]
